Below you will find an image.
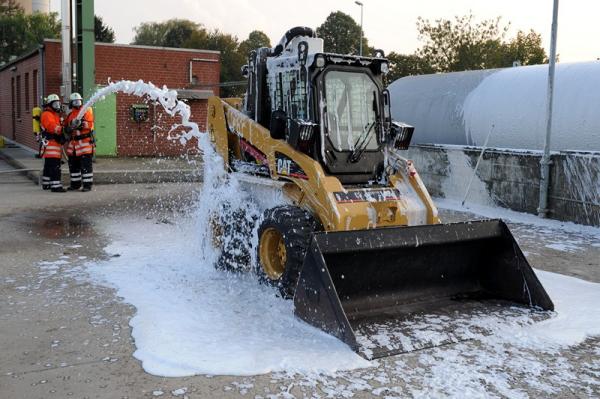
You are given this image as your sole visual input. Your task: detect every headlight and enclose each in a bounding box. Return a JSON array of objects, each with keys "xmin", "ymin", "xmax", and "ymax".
[
  {"xmin": 315, "ymin": 55, "xmax": 325, "ymax": 68},
  {"xmin": 381, "ymin": 62, "xmax": 389, "ymax": 75}
]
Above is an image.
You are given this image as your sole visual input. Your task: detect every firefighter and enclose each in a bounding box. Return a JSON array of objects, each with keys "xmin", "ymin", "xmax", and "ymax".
[
  {"xmin": 64, "ymin": 93, "xmax": 94, "ymax": 191},
  {"xmin": 40, "ymin": 94, "xmax": 66, "ymax": 192}
]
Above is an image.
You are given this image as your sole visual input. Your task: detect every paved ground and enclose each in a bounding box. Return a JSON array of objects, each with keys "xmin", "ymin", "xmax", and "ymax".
[
  {"xmin": 0, "ymin": 139, "xmax": 202, "ymax": 185},
  {"xmin": 1, "ymin": 160, "xmax": 599, "ymax": 398}
]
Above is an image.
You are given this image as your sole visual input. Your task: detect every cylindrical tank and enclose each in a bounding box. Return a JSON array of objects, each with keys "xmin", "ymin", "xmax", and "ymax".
[
  {"xmin": 389, "ymin": 62, "xmax": 600, "ymax": 152},
  {"xmin": 32, "ymin": 0, "xmax": 50, "ymax": 13}
]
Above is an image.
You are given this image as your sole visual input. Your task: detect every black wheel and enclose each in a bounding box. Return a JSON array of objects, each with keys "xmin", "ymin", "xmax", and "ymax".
[
  {"xmin": 256, "ymin": 206, "xmax": 320, "ymax": 298},
  {"xmin": 211, "ymin": 202, "xmax": 257, "ymax": 272}
]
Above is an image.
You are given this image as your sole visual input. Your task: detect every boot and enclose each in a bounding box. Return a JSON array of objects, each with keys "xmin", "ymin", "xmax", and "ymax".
[{"xmin": 51, "ymin": 187, "xmax": 67, "ymax": 193}]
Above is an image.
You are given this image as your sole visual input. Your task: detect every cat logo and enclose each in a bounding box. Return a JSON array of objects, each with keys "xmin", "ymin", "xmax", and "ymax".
[{"xmin": 277, "ymin": 158, "xmax": 292, "ymax": 176}]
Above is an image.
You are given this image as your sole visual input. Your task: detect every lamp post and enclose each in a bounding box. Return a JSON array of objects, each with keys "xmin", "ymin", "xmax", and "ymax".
[
  {"xmin": 355, "ymin": 1, "xmax": 363, "ymax": 56},
  {"xmin": 538, "ymin": 0, "xmax": 559, "ymax": 218}
]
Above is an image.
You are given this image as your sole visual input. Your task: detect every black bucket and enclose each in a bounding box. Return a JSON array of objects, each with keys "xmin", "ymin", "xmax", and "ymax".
[{"xmin": 293, "ymin": 219, "xmax": 554, "ymax": 359}]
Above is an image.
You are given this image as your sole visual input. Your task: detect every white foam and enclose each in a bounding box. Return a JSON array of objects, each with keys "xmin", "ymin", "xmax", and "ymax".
[
  {"xmin": 78, "ymin": 79, "xmax": 600, "ymax": 392},
  {"xmin": 436, "ymin": 197, "xmax": 600, "ymax": 239},
  {"xmin": 87, "ymin": 217, "xmax": 369, "ymax": 377}
]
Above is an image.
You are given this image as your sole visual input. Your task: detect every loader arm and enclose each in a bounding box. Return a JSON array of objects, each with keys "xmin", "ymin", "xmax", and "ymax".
[
  {"xmin": 205, "ymin": 26, "xmax": 554, "ymax": 360},
  {"xmin": 207, "ymin": 96, "xmax": 440, "ymax": 232}
]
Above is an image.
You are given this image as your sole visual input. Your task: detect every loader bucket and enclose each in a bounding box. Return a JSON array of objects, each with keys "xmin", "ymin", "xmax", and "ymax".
[{"xmin": 293, "ymin": 219, "xmax": 554, "ymax": 359}]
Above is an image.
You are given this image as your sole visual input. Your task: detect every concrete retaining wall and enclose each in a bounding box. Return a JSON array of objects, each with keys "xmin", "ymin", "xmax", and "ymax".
[{"xmin": 406, "ymin": 145, "xmax": 600, "ymax": 227}]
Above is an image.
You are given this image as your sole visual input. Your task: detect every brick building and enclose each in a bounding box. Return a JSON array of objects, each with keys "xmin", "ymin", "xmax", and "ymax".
[{"xmin": 0, "ymin": 39, "xmax": 220, "ymax": 156}]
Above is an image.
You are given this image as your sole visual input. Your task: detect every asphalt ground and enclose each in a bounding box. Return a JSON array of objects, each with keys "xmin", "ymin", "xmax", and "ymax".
[{"xmin": 1, "ymin": 161, "xmax": 599, "ymax": 398}]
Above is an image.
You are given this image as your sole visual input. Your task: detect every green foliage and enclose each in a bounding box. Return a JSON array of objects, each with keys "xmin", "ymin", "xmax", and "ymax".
[
  {"xmin": 132, "ymin": 19, "xmax": 198, "ymax": 47},
  {"xmin": 502, "ymin": 30, "xmax": 547, "ymax": 66},
  {"xmin": 0, "ymin": 0, "xmax": 21, "ymax": 14},
  {"xmin": 132, "ymin": 20, "xmax": 272, "ymax": 96},
  {"xmin": 316, "ymin": 11, "xmax": 371, "ymax": 55},
  {"xmin": 386, "ymin": 52, "xmax": 434, "ymax": 81},
  {"xmin": 238, "ymin": 30, "xmax": 271, "ymax": 59},
  {"xmin": 94, "ymin": 15, "xmax": 115, "ymax": 43},
  {"xmin": 0, "ymin": 5, "xmax": 61, "ymax": 65},
  {"xmin": 415, "ymin": 13, "xmax": 547, "ymax": 73},
  {"xmin": 185, "ymin": 29, "xmax": 246, "ymax": 97}
]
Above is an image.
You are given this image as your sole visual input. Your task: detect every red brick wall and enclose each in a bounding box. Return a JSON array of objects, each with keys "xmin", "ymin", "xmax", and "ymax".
[
  {"xmin": 92, "ymin": 42, "xmax": 219, "ymax": 156},
  {"xmin": 2, "ymin": 40, "xmax": 220, "ymax": 156},
  {"xmin": 115, "ymin": 95, "xmax": 207, "ymax": 157},
  {"xmin": 0, "ymin": 52, "xmax": 43, "ymax": 150}
]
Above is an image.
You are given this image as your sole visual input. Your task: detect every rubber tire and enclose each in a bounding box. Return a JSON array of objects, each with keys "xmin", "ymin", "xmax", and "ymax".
[
  {"xmin": 256, "ymin": 206, "xmax": 320, "ymax": 298},
  {"xmin": 215, "ymin": 202, "xmax": 256, "ymax": 272}
]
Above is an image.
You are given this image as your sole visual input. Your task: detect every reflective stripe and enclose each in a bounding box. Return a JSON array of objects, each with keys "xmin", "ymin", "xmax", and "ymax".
[
  {"xmin": 82, "ymin": 178, "xmax": 93, "ymax": 182},
  {"xmin": 71, "ymin": 177, "xmax": 82, "ymax": 182},
  {"xmin": 70, "ymin": 173, "xmax": 82, "ymax": 177},
  {"xmin": 42, "ymin": 176, "xmax": 50, "ymax": 181},
  {"xmin": 82, "ymin": 173, "xmax": 93, "ymax": 177}
]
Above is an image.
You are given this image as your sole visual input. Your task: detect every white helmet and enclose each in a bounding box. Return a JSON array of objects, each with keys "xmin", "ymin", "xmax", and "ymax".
[
  {"xmin": 46, "ymin": 93, "xmax": 61, "ymax": 111},
  {"xmin": 69, "ymin": 92, "xmax": 83, "ymax": 108},
  {"xmin": 46, "ymin": 93, "xmax": 60, "ymax": 104}
]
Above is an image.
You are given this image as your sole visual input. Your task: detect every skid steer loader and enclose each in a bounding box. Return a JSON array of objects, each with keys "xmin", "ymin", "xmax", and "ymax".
[{"xmin": 206, "ymin": 27, "xmax": 554, "ymax": 359}]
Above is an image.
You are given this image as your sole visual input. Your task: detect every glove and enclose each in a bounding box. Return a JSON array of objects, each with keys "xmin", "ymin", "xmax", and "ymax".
[{"xmin": 70, "ymin": 119, "xmax": 82, "ymax": 129}]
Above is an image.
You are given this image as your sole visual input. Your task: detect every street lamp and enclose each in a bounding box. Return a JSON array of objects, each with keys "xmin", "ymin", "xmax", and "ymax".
[
  {"xmin": 355, "ymin": 1, "xmax": 363, "ymax": 56},
  {"xmin": 538, "ymin": 0, "xmax": 559, "ymax": 218}
]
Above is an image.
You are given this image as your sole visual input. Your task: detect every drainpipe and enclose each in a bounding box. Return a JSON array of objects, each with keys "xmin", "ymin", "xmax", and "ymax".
[
  {"xmin": 538, "ymin": 0, "xmax": 559, "ymax": 218},
  {"xmin": 38, "ymin": 44, "xmax": 45, "ymax": 104},
  {"xmin": 60, "ymin": 0, "xmax": 72, "ymax": 102}
]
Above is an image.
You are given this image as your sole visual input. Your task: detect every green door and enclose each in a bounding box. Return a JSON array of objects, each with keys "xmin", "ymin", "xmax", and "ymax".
[{"xmin": 92, "ymin": 87, "xmax": 117, "ymax": 156}]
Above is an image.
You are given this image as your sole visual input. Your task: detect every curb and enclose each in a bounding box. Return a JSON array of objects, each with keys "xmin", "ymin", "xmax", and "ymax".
[
  {"xmin": 0, "ymin": 146, "xmax": 41, "ymax": 184},
  {"xmin": 0, "ymin": 138, "xmax": 204, "ymax": 185}
]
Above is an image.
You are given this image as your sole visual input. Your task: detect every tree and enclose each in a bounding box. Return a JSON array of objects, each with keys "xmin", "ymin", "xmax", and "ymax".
[
  {"xmin": 502, "ymin": 30, "xmax": 547, "ymax": 66},
  {"xmin": 415, "ymin": 13, "xmax": 547, "ymax": 73},
  {"xmin": 185, "ymin": 29, "xmax": 246, "ymax": 97},
  {"xmin": 163, "ymin": 19, "xmax": 198, "ymax": 48},
  {"xmin": 132, "ymin": 19, "xmax": 198, "ymax": 47},
  {"xmin": 94, "ymin": 15, "xmax": 115, "ymax": 43},
  {"xmin": 238, "ymin": 30, "xmax": 271, "ymax": 59},
  {"xmin": 0, "ymin": 6, "xmax": 60, "ymax": 64},
  {"xmin": 386, "ymin": 52, "xmax": 434, "ymax": 81},
  {"xmin": 0, "ymin": 0, "xmax": 22, "ymax": 15},
  {"xmin": 416, "ymin": 13, "xmax": 507, "ymax": 72},
  {"xmin": 132, "ymin": 19, "xmax": 247, "ymax": 95},
  {"xmin": 316, "ymin": 11, "xmax": 371, "ymax": 55}
]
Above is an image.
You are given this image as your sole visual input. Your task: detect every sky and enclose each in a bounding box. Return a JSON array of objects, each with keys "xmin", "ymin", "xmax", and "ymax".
[{"xmin": 50, "ymin": 0, "xmax": 600, "ymax": 63}]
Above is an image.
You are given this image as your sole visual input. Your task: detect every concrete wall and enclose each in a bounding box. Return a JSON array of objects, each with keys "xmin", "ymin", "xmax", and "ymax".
[{"xmin": 407, "ymin": 145, "xmax": 600, "ymax": 227}]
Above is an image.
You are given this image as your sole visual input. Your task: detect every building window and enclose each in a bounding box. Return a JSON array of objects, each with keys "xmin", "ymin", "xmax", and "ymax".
[
  {"xmin": 33, "ymin": 70, "xmax": 38, "ymax": 107},
  {"xmin": 25, "ymin": 73, "xmax": 30, "ymax": 112},
  {"xmin": 16, "ymin": 75, "xmax": 21, "ymax": 119}
]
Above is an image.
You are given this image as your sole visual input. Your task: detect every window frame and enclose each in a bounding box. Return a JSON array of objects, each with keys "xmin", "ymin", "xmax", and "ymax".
[{"xmin": 321, "ymin": 67, "xmax": 382, "ymax": 154}]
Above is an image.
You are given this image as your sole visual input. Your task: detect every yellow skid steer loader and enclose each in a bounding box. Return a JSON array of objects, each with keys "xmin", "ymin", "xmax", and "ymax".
[{"xmin": 206, "ymin": 27, "xmax": 553, "ymax": 359}]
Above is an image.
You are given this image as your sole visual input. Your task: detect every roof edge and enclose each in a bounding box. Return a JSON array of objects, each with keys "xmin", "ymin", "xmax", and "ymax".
[
  {"xmin": 0, "ymin": 46, "xmax": 41, "ymax": 72},
  {"xmin": 44, "ymin": 38, "xmax": 220, "ymax": 55}
]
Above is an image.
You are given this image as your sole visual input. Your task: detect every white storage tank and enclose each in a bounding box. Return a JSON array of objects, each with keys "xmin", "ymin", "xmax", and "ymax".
[
  {"xmin": 32, "ymin": 0, "xmax": 50, "ymax": 13},
  {"xmin": 389, "ymin": 62, "xmax": 600, "ymax": 152}
]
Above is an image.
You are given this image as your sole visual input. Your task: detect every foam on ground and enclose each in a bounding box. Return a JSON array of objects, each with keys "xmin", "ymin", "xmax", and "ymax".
[{"xmin": 87, "ymin": 217, "xmax": 370, "ymax": 377}]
